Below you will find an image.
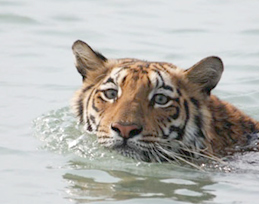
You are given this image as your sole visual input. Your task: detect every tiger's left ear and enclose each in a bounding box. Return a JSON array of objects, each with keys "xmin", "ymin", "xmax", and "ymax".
[{"xmin": 185, "ymin": 56, "xmax": 224, "ymax": 95}]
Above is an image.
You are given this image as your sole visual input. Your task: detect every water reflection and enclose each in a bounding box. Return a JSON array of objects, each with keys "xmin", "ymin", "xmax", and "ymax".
[{"xmin": 63, "ymin": 167, "xmax": 216, "ymax": 203}]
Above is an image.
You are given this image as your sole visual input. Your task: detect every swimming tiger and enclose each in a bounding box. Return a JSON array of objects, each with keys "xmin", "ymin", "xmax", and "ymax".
[{"xmin": 71, "ymin": 40, "xmax": 259, "ymax": 164}]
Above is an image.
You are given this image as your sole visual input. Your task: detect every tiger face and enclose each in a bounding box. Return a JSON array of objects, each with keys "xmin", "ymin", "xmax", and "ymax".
[{"xmin": 72, "ymin": 40, "xmax": 223, "ymax": 162}]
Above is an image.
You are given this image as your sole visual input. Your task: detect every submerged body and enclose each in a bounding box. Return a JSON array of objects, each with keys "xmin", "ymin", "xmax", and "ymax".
[{"xmin": 72, "ymin": 40, "xmax": 259, "ymax": 163}]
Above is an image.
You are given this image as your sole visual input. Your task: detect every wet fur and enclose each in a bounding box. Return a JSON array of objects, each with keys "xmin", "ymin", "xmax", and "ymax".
[{"xmin": 72, "ymin": 40, "xmax": 259, "ymax": 164}]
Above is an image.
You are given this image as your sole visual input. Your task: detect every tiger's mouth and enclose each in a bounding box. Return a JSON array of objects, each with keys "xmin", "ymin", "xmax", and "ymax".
[{"xmin": 98, "ymin": 123, "xmax": 201, "ymax": 163}]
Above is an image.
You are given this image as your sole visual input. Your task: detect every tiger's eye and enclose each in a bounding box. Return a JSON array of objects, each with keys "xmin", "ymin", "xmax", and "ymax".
[
  {"xmin": 154, "ymin": 94, "xmax": 169, "ymax": 105},
  {"xmin": 104, "ymin": 89, "xmax": 118, "ymax": 100}
]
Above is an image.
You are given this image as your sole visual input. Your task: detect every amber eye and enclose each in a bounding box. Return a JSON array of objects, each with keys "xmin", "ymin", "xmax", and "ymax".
[
  {"xmin": 153, "ymin": 94, "xmax": 169, "ymax": 105},
  {"xmin": 103, "ymin": 89, "xmax": 118, "ymax": 100}
]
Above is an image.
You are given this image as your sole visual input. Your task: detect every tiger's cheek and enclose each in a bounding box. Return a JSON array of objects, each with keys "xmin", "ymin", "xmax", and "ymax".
[
  {"xmin": 91, "ymin": 93, "xmax": 109, "ymax": 113},
  {"xmin": 154, "ymin": 106, "xmax": 181, "ymax": 123},
  {"xmin": 85, "ymin": 93, "xmax": 110, "ymax": 132}
]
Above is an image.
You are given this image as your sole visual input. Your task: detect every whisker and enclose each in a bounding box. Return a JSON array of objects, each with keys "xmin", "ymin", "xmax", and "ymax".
[
  {"xmin": 155, "ymin": 144, "xmax": 174, "ymax": 163},
  {"xmin": 155, "ymin": 143, "xmax": 204, "ymax": 170},
  {"xmin": 176, "ymin": 141, "xmax": 225, "ymax": 164},
  {"xmin": 156, "ymin": 139, "xmax": 224, "ymax": 165},
  {"xmin": 172, "ymin": 153, "xmax": 204, "ymax": 170},
  {"xmin": 154, "ymin": 143, "xmax": 182, "ymax": 164},
  {"xmin": 150, "ymin": 143, "xmax": 164, "ymax": 163}
]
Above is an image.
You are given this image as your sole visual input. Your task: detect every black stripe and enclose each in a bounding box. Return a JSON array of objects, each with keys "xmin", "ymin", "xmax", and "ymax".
[
  {"xmin": 103, "ymin": 77, "xmax": 115, "ymax": 85},
  {"xmin": 82, "ymin": 84, "xmax": 94, "ymax": 93},
  {"xmin": 184, "ymin": 100, "xmax": 190, "ymax": 121},
  {"xmin": 171, "ymin": 100, "xmax": 190, "ymax": 140},
  {"xmin": 170, "ymin": 97, "xmax": 180, "ymax": 104},
  {"xmin": 153, "ymin": 69, "xmax": 165, "ymax": 87},
  {"xmin": 177, "ymin": 89, "xmax": 182, "ymax": 96},
  {"xmin": 153, "ymin": 64, "xmax": 171, "ymax": 74},
  {"xmin": 169, "ymin": 107, "xmax": 180, "ymax": 120},
  {"xmin": 84, "ymin": 88, "xmax": 96, "ymax": 132},
  {"xmin": 77, "ymin": 84, "xmax": 94, "ymax": 123},
  {"xmin": 137, "ymin": 64, "xmax": 144, "ymax": 69},
  {"xmin": 190, "ymin": 97, "xmax": 200, "ymax": 108},
  {"xmin": 76, "ymin": 98, "xmax": 84, "ymax": 123},
  {"xmin": 169, "ymin": 125, "xmax": 184, "ymax": 140},
  {"xmin": 86, "ymin": 117, "xmax": 93, "ymax": 132},
  {"xmin": 121, "ymin": 76, "xmax": 127, "ymax": 86},
  {"xmin": 190, "ymin": 97, "xmax": 205, "ymax": 139},
  {"xmin": 162, "ymin": 85, "xmax": 174, "ymax": 92},
  {"xmin": 152, "ymin": 69, "xmax": 174, "ymax": 92},
  {"xmin": 155, "ymin": 78, "xmax": 159, "ymax": 89},
  {"xmin": 158, "ymin": 124, "xmax": 166, "ymax": 137},
  {"xmin": 86, "ymin": 89, "xmax": 95, "ymax": 111},
  {"xmin": 194, "ymin": 115, "xmax": 205, "ymax": 139},
  {"xmin": 97, "ymin": 95, "xmax": 107, "ymax": 103},
  {"xmin": 90, "ymin": 114, "xmax": 96, "ymax": 125}
]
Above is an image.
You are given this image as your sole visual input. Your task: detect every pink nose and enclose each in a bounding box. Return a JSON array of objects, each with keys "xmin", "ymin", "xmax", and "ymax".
[{"xmin": 111, "ymin": 122, "xmax": 143, "ymax": 138}]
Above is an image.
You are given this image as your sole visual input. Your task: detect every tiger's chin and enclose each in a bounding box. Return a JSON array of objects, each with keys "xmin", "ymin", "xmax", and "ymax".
[
  {"xmin": 114, "ymin": 145, "xmax": 189, "ymax": 163},
  {"xmin": 105, "ymin": 140, "xmax": 148, "ymax": 162},
  {"xmin": 108, "ymin": 141, "xmax": 180, "ymax": 163},
  {"xmin": 113, "ymin": 146, "xmax": 156, "ymax": 162},
  {"xmin": 113, "ymin": 146, "xmax": 147, "ymax": 161}
]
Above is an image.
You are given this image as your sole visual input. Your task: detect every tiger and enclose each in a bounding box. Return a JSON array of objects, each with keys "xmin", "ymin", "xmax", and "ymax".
[{"xmin": 71, "ymin": 40, "xmax": 259, "ymax": 164}]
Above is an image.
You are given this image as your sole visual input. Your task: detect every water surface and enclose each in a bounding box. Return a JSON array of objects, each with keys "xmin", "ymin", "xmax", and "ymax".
[{"xmin": 1, "ymin": 0, "xmax": 259, "ymax": 203}]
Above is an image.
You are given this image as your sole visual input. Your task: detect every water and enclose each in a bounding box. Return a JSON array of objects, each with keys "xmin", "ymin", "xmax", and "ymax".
[{"xmin": 1, "ymin": 0, "xmax": 259, "ymax": 203}]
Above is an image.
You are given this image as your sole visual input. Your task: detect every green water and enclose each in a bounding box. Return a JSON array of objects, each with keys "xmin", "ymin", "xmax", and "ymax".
[{"xmin": 1, "ymin": 0, "xmax": 259, "ymax": 203}]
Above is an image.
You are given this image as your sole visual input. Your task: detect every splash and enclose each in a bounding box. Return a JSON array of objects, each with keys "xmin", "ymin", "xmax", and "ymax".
[{"xmin": 33, "ymin": 107, "xmax": 259, "ymax": 173}]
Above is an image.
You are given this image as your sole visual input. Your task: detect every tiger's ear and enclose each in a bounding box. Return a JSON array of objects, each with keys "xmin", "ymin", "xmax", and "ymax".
[
  {"xmin": 185, "ymin": 56, "xmax": 224, "ymax": 94},
  {"xmin": 72, "ymin": 40, "xmax": 108, "ymax": 81}
]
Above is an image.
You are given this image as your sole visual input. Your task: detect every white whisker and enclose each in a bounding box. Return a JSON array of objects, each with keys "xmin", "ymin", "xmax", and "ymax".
[{"xmin": 155, "ymin": 143, "xmax": 204, "ymax": 170}]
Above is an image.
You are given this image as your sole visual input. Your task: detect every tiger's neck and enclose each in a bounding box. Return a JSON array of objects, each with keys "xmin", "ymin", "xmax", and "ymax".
[{"xmin": 207, "ymin": 95, "xmax": 259, "ymax": 155}]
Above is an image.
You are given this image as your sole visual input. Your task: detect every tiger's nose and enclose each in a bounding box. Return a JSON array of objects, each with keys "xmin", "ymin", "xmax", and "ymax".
[{"xmin": 111, "ymin": 122, "xmax": 143, "ymax": 138}]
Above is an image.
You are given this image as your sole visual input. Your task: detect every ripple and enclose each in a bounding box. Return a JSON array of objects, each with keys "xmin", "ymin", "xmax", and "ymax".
[
  {"xmin": 241, "ymin": 29, "xmax": 259, "ymax": 35},
  {"xmin": 0, "ymin": 14, "xmax": 39, "ymax": 25},
  {"xmin": 52, "ymin": 15, "xmax": 81, "ymax": 22},
  {"xmin": 174, "ymin": 189, "xmax": 203, "ymax": 197},
  {"xmin": 0, "ymin": 0, "xmax": 24, "ymax": 6},
  {"xmin": 167, "ymin": 28, "xmax": 208, "ymax": 34},
  {"xmin": 161, "ymin": 178, "xmax": 196, "ymax": 185}
]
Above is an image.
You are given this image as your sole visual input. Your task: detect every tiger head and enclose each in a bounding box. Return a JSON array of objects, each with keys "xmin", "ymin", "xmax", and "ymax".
[{"xmin": 72, "ymin": 40, "xmax": 224, "ymax": 162}]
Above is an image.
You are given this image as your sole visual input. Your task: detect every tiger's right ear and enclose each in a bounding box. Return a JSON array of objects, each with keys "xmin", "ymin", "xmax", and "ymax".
[{"xmin": 72, "ymin": 40, "xmax": 108, "ymax": 81}]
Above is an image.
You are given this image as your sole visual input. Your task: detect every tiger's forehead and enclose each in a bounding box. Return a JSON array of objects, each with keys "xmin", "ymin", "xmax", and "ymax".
[{"xmin": 108, "ymin": 61, "xmax": 180, "ymax": 88}]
